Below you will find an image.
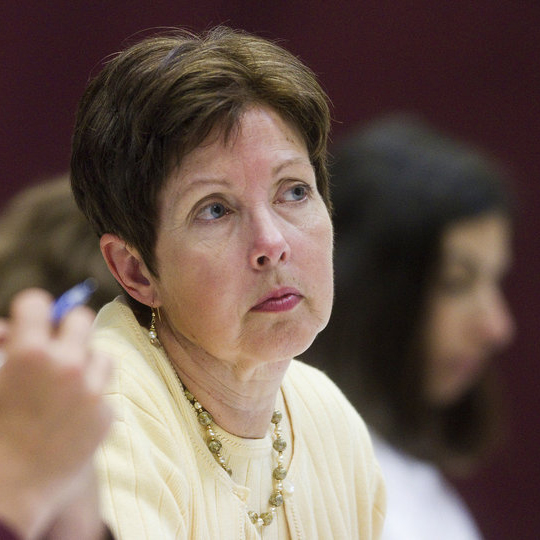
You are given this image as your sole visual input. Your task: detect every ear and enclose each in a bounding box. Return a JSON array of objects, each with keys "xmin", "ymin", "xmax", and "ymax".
[{"xmin": 100, "ymin": 233, "xmax": 160, "ymax": 307}]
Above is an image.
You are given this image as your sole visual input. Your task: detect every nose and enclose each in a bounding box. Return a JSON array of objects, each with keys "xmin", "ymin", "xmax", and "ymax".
[
  {"xmin": 477, "ymin": 289, "xmax": 515, "ymax": 350},
  {"xmin": 248, "ymin": 207, "xmax": 290, "ymax": 269}
]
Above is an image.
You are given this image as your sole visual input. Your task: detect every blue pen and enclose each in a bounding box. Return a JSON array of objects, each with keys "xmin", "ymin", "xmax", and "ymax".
[{"xmin": 51, "ymin": 278, "xmax": 98, "ymax": 324}]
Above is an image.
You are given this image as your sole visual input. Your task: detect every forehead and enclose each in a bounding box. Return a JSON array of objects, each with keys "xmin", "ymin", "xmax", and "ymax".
[
  {"xmin": 440, "ymin": 212, "xmax": 512, "ymax": 268},
  {"xmin": 165, "ymin": 106, "xmax": 311, "ymax": 194}
]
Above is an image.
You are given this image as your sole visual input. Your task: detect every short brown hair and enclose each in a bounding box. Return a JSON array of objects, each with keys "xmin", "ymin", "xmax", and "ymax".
[{"xmin": 71, "ymin": 26, "xmax": 331, "ymax": 279}]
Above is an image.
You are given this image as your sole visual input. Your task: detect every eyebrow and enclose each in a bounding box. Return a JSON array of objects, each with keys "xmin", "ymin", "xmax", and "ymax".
[
  {"xmin": 443, "ymin": 251, "xmax": 512, "ymax": 275},
  {"xmin": 169, "ymin": 151, "xmax": 313, "ymax": 210},
  {"xmin": 175, "ymin": 157, "xmax": 312, "ymax": 199},
  {"xmin": 272, "ymin": 157, "xmax": 313, "ymax": 176},
  {"xmin": 172, "ymin": 177, "xmax": 232, "ymax": 204}
]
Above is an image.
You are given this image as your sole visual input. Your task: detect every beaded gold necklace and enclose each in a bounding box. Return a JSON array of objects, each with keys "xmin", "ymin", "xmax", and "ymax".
[
  {"xmin": 151, "ymin": 316, "xmax": 291, "ymax": 529},
  {"xmin": 182, "ymin": 386, "xmax": 288, "ymax": 527}
]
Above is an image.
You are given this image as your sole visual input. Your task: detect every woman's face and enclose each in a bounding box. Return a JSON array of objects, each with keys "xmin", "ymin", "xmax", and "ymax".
[
  {"xmin": 151, "ymin": 105, "xmax": 333, "ymax": 370},
  {"xmin": 422, "ymin": 213, "xmax": 515, "ymax": 406}
]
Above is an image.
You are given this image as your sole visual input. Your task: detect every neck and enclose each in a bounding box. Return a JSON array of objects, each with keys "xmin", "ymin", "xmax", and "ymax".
[{"xmin": 158, "ymin": 326, "xmax": 290, "ymax": 438}]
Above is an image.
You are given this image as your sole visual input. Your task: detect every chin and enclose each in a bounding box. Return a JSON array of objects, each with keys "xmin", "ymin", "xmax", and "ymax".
[
  {"xmin": 251, "ymin": 321, "xmax": 320, "ymax": 362},
  {"xmin": 432, "ymin": 378, "xmax": 477, "ymax": 407},
  {"xmin": 249, "ymin": 341, "xmax": 310, "ymax": 364}
]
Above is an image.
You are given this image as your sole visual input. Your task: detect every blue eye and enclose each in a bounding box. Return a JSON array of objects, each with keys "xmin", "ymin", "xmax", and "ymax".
[
  {"xmin": 197, "ymin": 202, "xmax": 230, "ymax": 221},
  {"xmin": 283, "ymin": 184, "xmax": 309, "ymax": 202},
  {"xmin": 210, "ymin": 203, "xmax": 226, "ymax": 218}
]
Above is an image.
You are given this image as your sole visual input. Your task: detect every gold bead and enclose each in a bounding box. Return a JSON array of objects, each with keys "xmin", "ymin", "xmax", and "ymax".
[
  {"xmin": 198, "ymin": 411, "xmax": 213, "ymax": 426},
  {"xmin": 271, "ymin": 410, "xmax": 282, "ymax": 424},
  {"xmin": 273, "ymin": 465, "xmax": 287, "ymax": 480},
  {"xmin": 269, "ymin": 491, "xmax": 284, "ymax": 507},
  {"xmin": 248, "ymin": 511, "xmax": 259, "ymax": 524},
  {"xmin": 273, "ymin": 437, "xmax": 286, "ymax": 452},
  {"xmin": 208, "ymin": 439, "xmax": 222, "ymax": 453},
  {"xmin": 261, "ymin": 512, "xmax": 274, "ymax": 526}
]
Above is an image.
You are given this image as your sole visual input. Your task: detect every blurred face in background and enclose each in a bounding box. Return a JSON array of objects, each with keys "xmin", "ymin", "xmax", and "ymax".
[{"xmin": 422, "ymin": 212, "xmax": 515, "ymax": 406}]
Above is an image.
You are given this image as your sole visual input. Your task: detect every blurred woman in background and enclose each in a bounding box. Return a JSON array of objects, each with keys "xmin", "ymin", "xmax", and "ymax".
[
  {"xmin": 307, "ymin": 114, "xmax": 515, "ymax": 539},
  {"xmin": 0, "ymin": 175, "xmax": 119, "ymax": 316}
]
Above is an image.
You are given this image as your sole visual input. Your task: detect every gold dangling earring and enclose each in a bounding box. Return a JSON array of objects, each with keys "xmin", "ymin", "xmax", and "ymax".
[{"xmin": 149, "ymin": 307, "xmax": 159, "ymax": 345}]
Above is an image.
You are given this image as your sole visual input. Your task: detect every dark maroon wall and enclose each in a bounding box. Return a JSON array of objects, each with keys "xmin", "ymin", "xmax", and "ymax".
[{"xmin": 2, "ymin": 2, "xmax": 539, "ymax": 538}]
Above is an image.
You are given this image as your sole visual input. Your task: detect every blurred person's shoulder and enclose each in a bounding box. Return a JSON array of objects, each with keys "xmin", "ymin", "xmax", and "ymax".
[{"xmin": 371, "ymin": 434, "xmax": 482, "ymax": 539}]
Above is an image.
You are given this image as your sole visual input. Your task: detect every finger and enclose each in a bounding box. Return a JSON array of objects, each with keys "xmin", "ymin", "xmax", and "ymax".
[
  {"xmin": 56, "ymin": 305, "xmax": 96, "ymax": 349},
  {"xmin": 7, "ymin": 289, "xmax": 54, "ymax": 351}
]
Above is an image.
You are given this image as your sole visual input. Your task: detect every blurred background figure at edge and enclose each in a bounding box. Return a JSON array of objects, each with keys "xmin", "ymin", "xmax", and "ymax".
[
  {"xmin": 305, "ymin": 113, "xmax": 515, "ymax": 540},
  {"xmin": 0, "ymin": 176, "xmax": 119, "ymax": 539},
  {"xmin": 0, "ymin": 174, "xmax": 119, "ymax": 317}
]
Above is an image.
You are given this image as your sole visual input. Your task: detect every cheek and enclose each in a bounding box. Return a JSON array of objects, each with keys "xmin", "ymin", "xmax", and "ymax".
[
  {"xmin": 425, "ymin": 299, "xmax": 467, "ymax": 364},
  {"xmin": 158, "ymin": 244, "xmax": 240, "ymax": 329},
  {"xmin": 318, "ymin": 238, "xmax": 334, "ymax": 315},
  {"xmin": 300, "ymin": 212, "xmax": 334, "ymax": 319}
]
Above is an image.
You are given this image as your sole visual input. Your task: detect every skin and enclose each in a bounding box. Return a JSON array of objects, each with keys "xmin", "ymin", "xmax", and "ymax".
[
  {"xmin": 101, "ymin": 105, "xmax": 334, "ymax": 438},
  {"xmin": 422, "ymin": 213, "xmax": 515, "ymax": 406},
  {"xmin": 0, "ymin": 289, "xmax": 112, "ymax": 540}
]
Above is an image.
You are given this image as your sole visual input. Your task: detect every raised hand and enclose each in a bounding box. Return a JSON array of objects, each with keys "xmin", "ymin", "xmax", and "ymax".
[{"xmin": 0, "ymin": 289, "xmax": 112, "ymax": 540}]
